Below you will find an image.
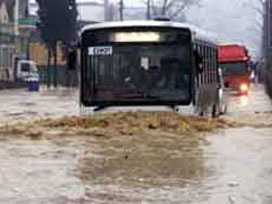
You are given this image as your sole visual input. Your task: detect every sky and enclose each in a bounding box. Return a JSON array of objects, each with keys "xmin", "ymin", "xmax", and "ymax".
[
  {"xmin": 81, "ymin": 0, "xmax": 263, "ymax": 58},
  {"xmin": 186, "ymin": 0, "xmax": 262, "ymax": 58},
  {"xmin": 29, "ymin": 0, "xmax": 263, "ymax": 58}
]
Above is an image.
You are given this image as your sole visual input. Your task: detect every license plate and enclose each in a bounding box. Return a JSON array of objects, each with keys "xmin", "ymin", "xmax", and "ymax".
[{"xmin": 88, "ymin": 46, "xmax": 113, "ymax": 56}]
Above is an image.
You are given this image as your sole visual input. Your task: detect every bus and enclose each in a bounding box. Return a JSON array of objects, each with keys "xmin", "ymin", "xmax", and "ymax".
[
  {"xmin": 218, "ymin": 43, "xmax": 250, "ymax": 94},
  {"xmin": 78, "ymin": 21, "xmax": 220, "ymax": 115}
]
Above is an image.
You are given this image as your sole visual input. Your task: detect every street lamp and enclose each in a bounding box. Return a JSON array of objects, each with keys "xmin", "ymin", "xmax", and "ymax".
[{"xmin": 14, "ymin": 0, "xmax": 19, "ymax": 35}]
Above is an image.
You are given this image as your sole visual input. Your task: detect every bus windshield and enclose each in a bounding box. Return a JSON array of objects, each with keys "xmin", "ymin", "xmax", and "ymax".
[
  {"xmin": 220, "ymin": 62, "xmax": 248, "ymax": 76},
  {"xmin": 82, "ymin": 29, "xmax": 191, "ymax": 105}
]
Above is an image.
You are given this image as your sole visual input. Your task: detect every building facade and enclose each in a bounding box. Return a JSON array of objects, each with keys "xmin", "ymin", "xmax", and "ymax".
[{"xmin": 0, "ymin": 0, "xmax": 30, "ymax": 81}]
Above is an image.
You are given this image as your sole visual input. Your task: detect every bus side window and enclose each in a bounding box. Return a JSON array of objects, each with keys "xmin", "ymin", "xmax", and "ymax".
[
  {"xmin": 209, "ymin": 47, "xmax": 212, "ymax": 83},
  {"xmin": 207, "ymin": 47, "xmax": 210, "ymax": 84},
  {"xmin": 213, "ymin": 48, "xmax": 217, "ymax": 83},
  {"xmin": 194, "ymin": 49, "xmax": 204, "ymax": 75},
  {"xmin": 203, "ymin": 46, "xmax": 207, "ymax": 84},
  {"xmin": 194, "ymin": 44, "xmax": 200, "ymax": 86},
  {"xmin": 205, "ymin": 46, "xmax": 209, "ymax": 84}
]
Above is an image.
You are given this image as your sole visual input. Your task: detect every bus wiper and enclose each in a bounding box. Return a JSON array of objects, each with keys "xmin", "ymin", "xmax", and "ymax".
[
  {"xmin": 120, "ymin": 93, "xmax": 143, "ymax": 98},
  {"xmin": 120, "ymin": 93, "xmax": 161, "ymax": 99},
  {"xmin": 144, "ymin": 94, "xmax": 162, "ymax": 99}
]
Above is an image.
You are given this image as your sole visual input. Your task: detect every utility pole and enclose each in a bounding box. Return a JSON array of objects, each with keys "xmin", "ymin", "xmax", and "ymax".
[
  {"xmin": 264, "ymin": 0, "xmax": 268, "ymax": 60},
  {"xmin": 104, "ymin": 0, "xmax": 109, "ymax": 21},
  {"xmin": 14, "ymin": 0, "xmax": 19, "ymax": 35},
  {"xmin": 147, "ymin": 0, "xmax": 151, "ymax": 20},
  {"xmin": 268, "ymin": 0, "xmax": 272, "ymax": 57},
  {"xmin": 119, "ymin": 0, "xmax": 124, "ymax": 21}
]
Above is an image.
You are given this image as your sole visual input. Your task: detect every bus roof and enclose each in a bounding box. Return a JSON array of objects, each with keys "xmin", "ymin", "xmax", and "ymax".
[{"xmin": 81, "ymin": 20, "xmax": 218, "ymax": 45}]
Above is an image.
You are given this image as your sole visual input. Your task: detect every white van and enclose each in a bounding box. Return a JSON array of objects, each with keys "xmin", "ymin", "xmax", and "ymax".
[{"xmin": 15, "ymin": 60, "xmax": 39, "ymax": 82}]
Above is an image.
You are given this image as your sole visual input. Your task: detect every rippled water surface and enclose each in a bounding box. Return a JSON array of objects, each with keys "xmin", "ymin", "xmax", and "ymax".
[{"xmin": 0, "ymin": 85, "xmax": 271, "ymax": 203}]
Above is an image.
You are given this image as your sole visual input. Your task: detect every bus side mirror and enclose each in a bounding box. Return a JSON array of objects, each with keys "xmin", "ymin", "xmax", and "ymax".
[{"xmin": 67, "ymin": 50, "xmax": 77, "ymax": 70}]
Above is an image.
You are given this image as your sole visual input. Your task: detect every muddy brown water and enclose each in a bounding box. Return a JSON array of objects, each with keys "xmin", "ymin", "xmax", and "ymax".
[{"xmin": 0, "ymin": 85, "xmax": 272, "ymax": 203}]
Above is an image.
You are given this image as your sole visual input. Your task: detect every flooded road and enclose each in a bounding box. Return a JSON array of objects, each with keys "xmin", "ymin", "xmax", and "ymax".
[
  {"xmin": 0, "ymin": 85, "xmax": 272, "ymax": 203},
  {"xmin": 203, "ymin": 127, "xmax": 272, "ymax": 204}
]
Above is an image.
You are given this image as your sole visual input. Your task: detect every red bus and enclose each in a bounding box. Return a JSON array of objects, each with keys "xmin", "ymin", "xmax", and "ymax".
[{"xmin": 218, "ymin": 44, "xmax": 250, "ymax": 94}]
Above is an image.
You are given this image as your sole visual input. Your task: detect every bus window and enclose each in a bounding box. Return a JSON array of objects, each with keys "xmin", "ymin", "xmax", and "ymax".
[
  {"xmin": 80, "ymin": 23, "xmax": 218, "ymax": 108},
  {"xmin": 208, "ymin": 47, "xmax": 212, "ymax": 83},
  {"xmin": 83, "ymin": 42, "xmax": 191, "ymax": 104},
  {"xmin": 194, "ymin": 49, "xmax": 204, "ymax": 75},
  {"xmin": 213, "ymin": 48, "xmax": 217, "ymax": 82},
  {"xmin": 203, "ymin": 46, "xmax": 207, "ymax": 84}
]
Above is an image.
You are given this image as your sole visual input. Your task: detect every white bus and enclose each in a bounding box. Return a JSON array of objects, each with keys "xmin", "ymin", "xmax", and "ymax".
[{"xmin": 78, "ymin": 20, "xmax": 220, "ymax": 115}]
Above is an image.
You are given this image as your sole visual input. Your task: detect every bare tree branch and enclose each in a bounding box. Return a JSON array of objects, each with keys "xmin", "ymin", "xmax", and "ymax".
[
  {"xmin": 169, "ymin": 3, "xmax": 187, "ymax": 19},
  {"xmin": 245, "ymin": 0, "xmax": 265, "ymax": 16},
  {"xmin": 147, "ymin": 0, "xmax": 200, "ymax": 20}
]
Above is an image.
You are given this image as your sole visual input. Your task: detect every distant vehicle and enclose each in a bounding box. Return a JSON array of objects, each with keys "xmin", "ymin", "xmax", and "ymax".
[
  {"xmin": 218, "ymin": 43, "xmax": 250, "ymax": 95},
  {"xmin": 75, "ymin": 20, "xmax": 222, "ymax": 116},
  {"xmin": 14, "ymin": 60, "xmax": 39, "ymax": 82}
]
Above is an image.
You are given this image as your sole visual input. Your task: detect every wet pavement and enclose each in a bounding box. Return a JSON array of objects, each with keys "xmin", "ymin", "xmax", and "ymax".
[
  {"xmin": 203, "ymin": 127, "xmax": 272, "ymax": 204},
  {"xmin": 0, "ymin": 87, "xmax": 79, "ymax": 124},
  {"xmin": 0, "ymin": 85, "xmax": 272, "ymax": 203}
]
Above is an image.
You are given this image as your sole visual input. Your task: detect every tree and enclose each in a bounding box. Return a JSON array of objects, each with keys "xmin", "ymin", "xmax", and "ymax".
[
  {"xmin": 244, "ymin": 0, "xmax": 265, "ymax": 50},
  {"xmin": 36, "ymin": 0, "xmax": 78, "ymax": 88},
  {"xmin": 144, "ymin": 0, "xmax": 201, "ymax": 20}
]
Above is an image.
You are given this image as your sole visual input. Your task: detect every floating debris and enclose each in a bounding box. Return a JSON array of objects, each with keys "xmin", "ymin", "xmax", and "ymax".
[
  {"xmin": 228, "ymin": 181, "xmax": 240, "ymax": 187},
  {"xmin": 0, "ymin": 112, "xmax": 235, "ymax": 137}
]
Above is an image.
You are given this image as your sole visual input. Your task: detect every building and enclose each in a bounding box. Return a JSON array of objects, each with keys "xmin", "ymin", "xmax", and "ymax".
[
  {"xmin": 19, "ymin": 0, "xmax": 29, "ymax": 19},
  {"xmin": 0, "ymin": 0, "xmax": 32, "ymax": 34},
  {"xmin": 0, "ymin": 0, "xmax": 30, "ymax": 81},
  {"xmin": 0, "ymin": 1, "xmax": 10, "ymax": 24},
  {"xmin": 0, "ymin": 0, "xmax": 14, "ymax": 21},
  {"xmin": 0, "ymin": 0, "xmax": 15, "ymax": 34}
]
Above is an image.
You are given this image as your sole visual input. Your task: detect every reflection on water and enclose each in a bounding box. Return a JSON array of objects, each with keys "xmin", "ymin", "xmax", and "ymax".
[
  {"xmin": 0, "ymin": 131, "xmax": 208, "ymax": 203},
  {"xmin": 203, "ymin": 128, "xmax": 272, "ymax": 204},
  {"xmin": 228, "ymin": 85, "xmax": 272, "ymax": 115},
  {"xmin": 75, "ymin": 131, "xmax": 207, "ymax": 203},
  {"xmin": 0, "ymin": 85, "xmax": 271, "ymax": 203},
  {"xmin": 2, "ymin": 127, "xmax": 272, "ymax": 203},
  {"xmin": 237, "ymin": 95, "xmax": 249, "ymax": 107},
  {"xmin": 77, "ymin": 134, "xmax": 205, "ymax": 185}
]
